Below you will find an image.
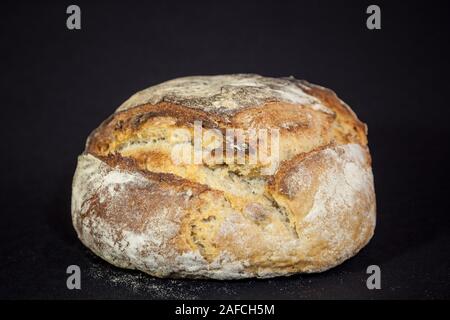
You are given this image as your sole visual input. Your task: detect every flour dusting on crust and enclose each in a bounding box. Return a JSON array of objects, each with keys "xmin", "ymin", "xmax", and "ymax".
[
  {"xmin": 117, "ymin": 74, "xmax": 333, "ymax": 114},
  {"xmin": 72, "ymin": 154, "xmax": 250, "ymax": 279}
]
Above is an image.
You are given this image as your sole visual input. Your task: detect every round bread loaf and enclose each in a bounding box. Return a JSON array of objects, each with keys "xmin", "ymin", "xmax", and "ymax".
[{"xmin": 71, "ymin": 74, "xmax": 376, "ymax": 279}]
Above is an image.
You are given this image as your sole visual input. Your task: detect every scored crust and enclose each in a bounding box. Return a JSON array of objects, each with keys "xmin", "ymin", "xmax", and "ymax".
[{"xmin": 72, "ymin": 74, "xmax": 376, "ymax": 279}]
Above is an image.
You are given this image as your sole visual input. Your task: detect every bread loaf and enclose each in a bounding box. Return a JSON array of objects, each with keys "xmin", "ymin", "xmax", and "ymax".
[{"xmin": 71, "ymin": 74, "xmax": 376, "ymax": 279}]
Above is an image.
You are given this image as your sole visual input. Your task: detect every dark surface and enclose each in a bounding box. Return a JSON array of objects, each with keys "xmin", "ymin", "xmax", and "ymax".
[{"xmin": 0, "ymin": 0, "xmax": 449, "ymax": 299}]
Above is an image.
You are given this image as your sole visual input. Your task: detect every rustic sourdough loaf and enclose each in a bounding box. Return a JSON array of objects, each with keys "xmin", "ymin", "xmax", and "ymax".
[{"xmin": 71, "ymin": 74, "xmax": 376, "ymax": 279}]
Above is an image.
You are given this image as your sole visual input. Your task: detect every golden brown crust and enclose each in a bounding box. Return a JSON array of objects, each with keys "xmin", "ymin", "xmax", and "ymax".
[
  {"xmin": 72, "ymin": 74, "xmax": 376, "ymax": 279},
  {"xmin": 298, "ymin": 80, "xmax": 368, "ymax": 145},
  {"xmin": 86, "ymin": 103, "xmax": 225, "ymax": 155},
  {"xmin": 97, "ymin": 153, "xmax": 211, "ymax": 193}
]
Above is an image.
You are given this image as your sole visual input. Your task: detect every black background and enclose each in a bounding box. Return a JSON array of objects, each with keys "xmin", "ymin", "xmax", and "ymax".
[{"xmin": 0, "ymin": 0, "xmax": 449, "ymax": 299}]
